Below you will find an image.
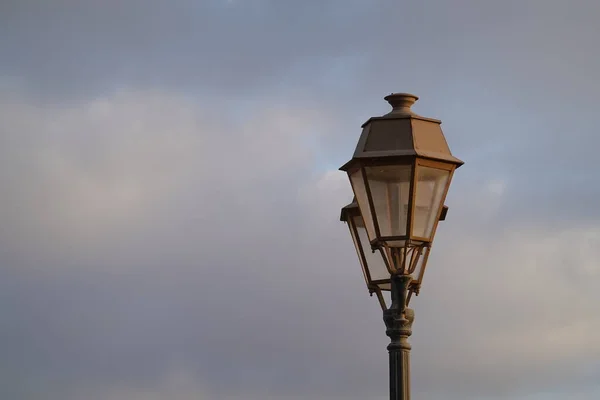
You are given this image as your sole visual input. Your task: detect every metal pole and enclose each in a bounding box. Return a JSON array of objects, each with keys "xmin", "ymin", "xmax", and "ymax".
[{"xmin": 383, "ymin": 274, "xmax": 414, "ymax": 400}]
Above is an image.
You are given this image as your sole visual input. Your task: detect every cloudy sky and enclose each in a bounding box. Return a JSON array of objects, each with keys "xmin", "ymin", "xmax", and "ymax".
[{"xmin": 2, "ymin": 1, "xmax": 600, "ymax": 399}]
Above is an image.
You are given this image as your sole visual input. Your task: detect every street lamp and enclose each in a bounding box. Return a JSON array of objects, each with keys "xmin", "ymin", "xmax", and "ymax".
[
  {"xmin": 339, "ymin": 93, "xmax": 463, "ymax": 400},
  {"xmin": 340, "ymin": 200, "xmax": 449, "ymax": 309}
]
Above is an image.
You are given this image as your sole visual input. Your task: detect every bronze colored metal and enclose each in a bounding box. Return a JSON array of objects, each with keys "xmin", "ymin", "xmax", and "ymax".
[
  {"xmin": 339, "ymin": 93, "xmax": 463, "ymax": 171},
  {"xmin": 341, "ymin": 199, "xmax": 449, "ymax": 307},
  {"xmin": 439, "ymin": 205, "xmax": 449, "ymax": 221},
  {"xmin": 340, "ymin": 200, "xmax": 392, "ymax": 295},
  {"xmin": 340, "ymin": 93, "xmax": 463, "ymax": 171},
  {"xmin": 340, "ymin": 93, "xmax": 462, "ymax": 275},
  {"xmin": 406, "ymin": 158, "xmax": 417, "ymax": 252}
]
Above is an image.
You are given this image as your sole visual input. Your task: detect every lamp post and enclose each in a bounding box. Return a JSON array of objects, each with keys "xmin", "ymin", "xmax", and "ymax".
[{"xmin": 339, "ymin": 93, "xmax": 463, "ymax": 400}]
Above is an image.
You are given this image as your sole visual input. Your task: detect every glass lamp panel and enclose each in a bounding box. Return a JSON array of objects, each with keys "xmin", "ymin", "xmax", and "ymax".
[
  {"xmin": 352, "ymin": 215, "xmax": 389, "ymax": 283},
  {"xmin": 364, "ymin": 165, "xmax": 412, "ymax": 245},
  {"xmin": 347, "ymin": 217, "xmax": 369, "ymax": 286},
  {"xmin": 411, "ymin": 246, "xmax": 429, "ymax": 284},
  {"xmin": 350, "ymin": 169, "xmax": 376, "ymax": 241},
  {"xmin": 412, "ymin": 166, "xmax": 450, "ymax": 240}
]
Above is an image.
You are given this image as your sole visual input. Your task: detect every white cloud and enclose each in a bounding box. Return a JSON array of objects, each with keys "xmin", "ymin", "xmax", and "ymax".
[{"xmin": 0, "ymin": 90, "xmax": 326, "ymax": 271}]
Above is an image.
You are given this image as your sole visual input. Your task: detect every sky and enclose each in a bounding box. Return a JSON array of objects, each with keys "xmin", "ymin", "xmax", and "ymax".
[{"xmin": 1, "ymin": 1, "xmax": 600, "ymax": 399}]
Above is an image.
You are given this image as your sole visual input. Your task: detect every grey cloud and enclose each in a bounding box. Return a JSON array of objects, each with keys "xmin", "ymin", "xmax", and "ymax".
[
  {"xmin": 2, "ymin": 90, "xmax": 600, "ymax": 400},
  {"xmin": 0, "ymin": 91, "xmax": 382, "ymax": 399},
  {"xmin": 1, "ymin": 0, "xmax": 373, "ymax": 100}
]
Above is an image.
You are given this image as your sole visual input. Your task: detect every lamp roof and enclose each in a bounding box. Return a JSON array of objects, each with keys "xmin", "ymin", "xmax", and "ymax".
[{"xmin": 340, "ymin": 93, "xmax": 464, "ymax": 171}]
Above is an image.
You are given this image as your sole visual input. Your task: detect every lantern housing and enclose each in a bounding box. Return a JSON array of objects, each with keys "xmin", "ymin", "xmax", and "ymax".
[{"xmin": 340, "ymin": 93, "xmax": 463, "ymax": 276}]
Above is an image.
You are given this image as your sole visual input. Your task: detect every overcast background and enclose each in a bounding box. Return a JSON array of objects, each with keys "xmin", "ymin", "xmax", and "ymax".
[{"xmin": 1, "ymin": 1, "xmax": 600, "ymax": 399}]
